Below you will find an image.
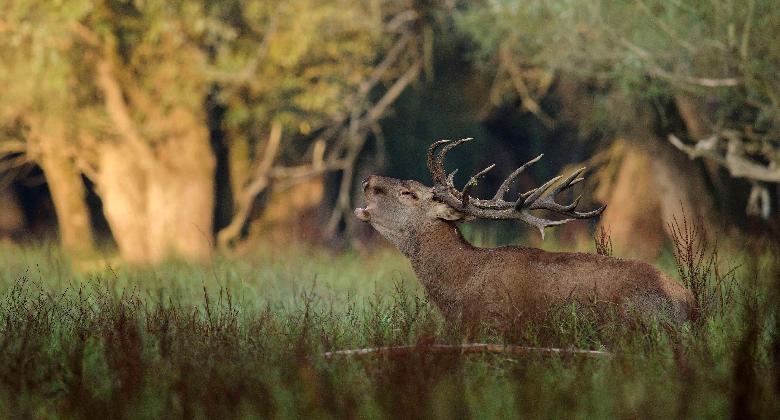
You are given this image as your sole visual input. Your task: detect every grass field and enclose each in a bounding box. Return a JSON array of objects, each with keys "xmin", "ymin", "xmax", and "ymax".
[{"xmin": 0, "ymin": 233, "xmax": 777, "ymax": 419}]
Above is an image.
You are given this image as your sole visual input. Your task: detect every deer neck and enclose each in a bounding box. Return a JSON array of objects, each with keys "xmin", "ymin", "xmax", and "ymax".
[{"xmin": 404, "ymin": 220, "xmax": 476, "ymax": 288}]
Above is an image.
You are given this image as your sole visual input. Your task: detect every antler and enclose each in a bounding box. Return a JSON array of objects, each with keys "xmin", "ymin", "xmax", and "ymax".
[{"xmin": 426, "ymin": 138, "xmax": 605, "ymax": 238}]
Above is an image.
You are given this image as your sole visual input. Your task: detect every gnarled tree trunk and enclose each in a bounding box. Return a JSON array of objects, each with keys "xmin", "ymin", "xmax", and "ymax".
[
  {"xmin": 96, "ymin": 125, "xmax": 215, "ymax": 264},
  {"xmin": 95, "ymin": 57, "xmax": 215, "ymax": 264},
  {"xmin": 598, "ymin": 100, "xmax": 717, "ymax": 261},
  {"xmin": 649, "ymin": 138, "xmax": 716, "ymax": 234},
  {"xmin": 97, "ymin": 143, "xmax": 149, "ymax": 263},
  {"xmin": 600, "ymin": 146, "xmax": 664, "ymax": 261},
  {"xmin": 36, "ymin": 121, "xmax": 95, "ymax": 255},
  {"xmin": 146, "ymin": 125, "xmax": 215, "ymax": 262}
]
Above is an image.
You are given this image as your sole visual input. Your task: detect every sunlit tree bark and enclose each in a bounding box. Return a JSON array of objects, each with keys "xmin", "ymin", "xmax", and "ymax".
[
  {"xmin": 600, "ymin": 147, "xmax": 664, "ymax": 261},
  {"xmin": 97, "ymin": 135, "xmax": 215, "ymax": 264},
  {"xmin": 34, "ymin": 119, "xmax": 95, "ymax": 255}
]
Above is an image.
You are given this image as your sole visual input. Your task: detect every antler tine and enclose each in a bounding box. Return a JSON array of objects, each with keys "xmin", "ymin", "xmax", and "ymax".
[
  {"xmin": 571, "ymin": 204, "xmax": 606, "ymax": 218},
  {"xmin": 439, "ymin": 138, "xmax": 473, "ymax": 164},
  {"xmin": 446, "ymin": 169, "xmax": 459, "ymax": 187},
  {"xmin": 493, "ymin": 154, "xmax": 543, "ymax": 201},
  {"xmin": 521, "ymin": 175, "xmax": 563, "ymax": 206},
  {"xmin": 523, "ymin": 168, "xmax": 582, "ymax": 211},
  {"xmin": 524, "ymin": 167, "xmax": 606, "ymax": 218},
  {"xmin": 461, "ymin": 164, "xmax": 496, "ymax": 207},
  {"xmin": 435, "ymin": 138, "xmax": 474, "ymax": 195},
  {"xmin": 551, "ymin": 167, "xmax": 586, "ymax": 196},
  {"xmin": 427, "ymin": 139, "xmax": 453, "ymax": 184},
  {"xmin": 524, "ymin": 215, "xmax": 577, "ymax": 239},
  {"xmin": 432, "ymin": 138, "xmax": 472, "ymax": 185}
]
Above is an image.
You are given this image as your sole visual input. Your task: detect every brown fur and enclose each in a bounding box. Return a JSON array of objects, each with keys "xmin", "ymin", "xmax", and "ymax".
[{"xmin": 355, "ymin": 175, "xmax": 695, "ymax": 328}]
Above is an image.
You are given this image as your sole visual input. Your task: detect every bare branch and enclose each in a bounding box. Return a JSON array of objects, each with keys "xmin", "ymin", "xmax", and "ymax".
[
  {"xmin": 218, "ymin": 126, "xmax": 350, "ymax": 249},
  {"xmin": 500, "ymin": 47, "xmax": 555, "ymax": 127},
  {"xmin": 359, "ymin": 31, "xmax": 413, "ymax": 96},
  {"xmin": 620, "ymin": 40, "xmax": 740, "ymax": 88},
  {"xmin": 95, "ymin": 57, "xmax": 154, "ymax": 165},
  {"xmin": 363, "ymin": 59, "xmax": 422, "ymax": 125},
  {"xmin": 384, "ymin": 10, "xmax": 418, "ymax": 33},
  {"xmin": 217, "ymin": 122, "xmax": 282, "ymax": 249},
  {"xmin": 324, "ymin": 58, "xmax": 423, "ymax": 238},
  {"xmin": 269, "ymin": 160, "xmax": 346, "ymax": 179},
  {"xmin": 669, "ymin": 131, "xmax": 779, "ymax": 219},
  {"xmin": 325, "ymin": 130, "xmax": 367, "ymax": 238},
  {"xmin": 651, "ymin": 70, "xmax": 740, "ymax": 88},
  {"xmin": 668, "ymin": 133, "xmax": 780, "ymax": 182},
  {"xmin": 256, "ymin": 122, "xmax": 282, "ymax": 175},
  {"xmin": 292, "ymin": 22, "xmax": 419, "ymax": 168},
  {"xmin": 69, "ymin": 22, "xmax": 100, "ymax": 47}
]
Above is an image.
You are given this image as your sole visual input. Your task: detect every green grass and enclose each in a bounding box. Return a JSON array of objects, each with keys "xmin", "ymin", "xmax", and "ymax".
[{"xmin": 0, "ymin": 239, "xmax": 777, "ymax": 419}]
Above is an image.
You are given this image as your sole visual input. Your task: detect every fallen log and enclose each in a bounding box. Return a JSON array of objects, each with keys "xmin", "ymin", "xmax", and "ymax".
[{"xmin": 323, "ymin": 343, "xmax": 613, "ymax": 359}]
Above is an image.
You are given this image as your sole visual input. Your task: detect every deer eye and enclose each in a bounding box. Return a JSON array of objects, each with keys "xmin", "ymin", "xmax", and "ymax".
[{"xmin": 400, "ymin": 190, "xmax": 418, "ymax": 199}]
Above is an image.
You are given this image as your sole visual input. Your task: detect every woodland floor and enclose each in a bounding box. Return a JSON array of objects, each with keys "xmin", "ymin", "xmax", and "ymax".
[{"xmin": 0, "ymin": 236, "xmax": 777, "ymax": 419}]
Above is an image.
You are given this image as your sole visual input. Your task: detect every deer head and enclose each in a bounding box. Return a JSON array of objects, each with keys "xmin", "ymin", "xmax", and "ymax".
[
  {"xmin": 355, "ymin": 175, "xmax": 466, "ymax": 254},
  {"xmin": 355, "ymin": 138, "xmax": 605, "ymax": 241}
]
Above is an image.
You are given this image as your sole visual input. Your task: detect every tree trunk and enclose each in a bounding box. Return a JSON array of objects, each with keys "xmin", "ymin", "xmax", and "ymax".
[
  {"xmin": 600, "ymin": 146, "xmax": 665, "ymax": 261},
  {"xmin": 95, "ymin": 56, "xmax": 215, "ymax": 263},
  {"xmin": 674, "ymin": 96, "xmax": 709, "ymax": 138},
  {"xmin": 649, "ymin": 140, "xmax": 716, "ymax": 235},
  {"xmin": 146, "ymin": 123, "xmax": 215, "ymax": 263},
  {"xmin": 600, "ymin": 137, "xmax": 715, "ymax": 260},
  {"xmin": 97, "ymin": 143, "xmax": 150, "ymax": 263},
  {"xmin": 37, "ymin": 123, "xmax": 95, "ymax": 255},
  {"xmin": 596, "ymin": 98, "xmax": 717, "ymax": 259},
  {"xmin": 95, "ymin": 115, "xmax": 215, "ymax": 264},
  {"xmin": 674, "ymin": 95, "xmax": 727, "ymax": 191}
]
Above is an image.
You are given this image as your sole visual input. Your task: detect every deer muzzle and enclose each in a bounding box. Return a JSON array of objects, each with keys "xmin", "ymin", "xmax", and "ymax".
[{"xmin": 354, "ymin": 207, "xmax": 370, "ymax": 222}]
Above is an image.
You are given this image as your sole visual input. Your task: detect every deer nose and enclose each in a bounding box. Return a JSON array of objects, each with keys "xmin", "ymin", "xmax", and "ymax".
[{"xmin": 363, "ymin": 175, "xmax": 379, "ymax": 191}]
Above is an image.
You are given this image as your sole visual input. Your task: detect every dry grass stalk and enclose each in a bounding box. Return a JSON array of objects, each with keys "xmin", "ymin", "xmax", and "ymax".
[
  {"xmin": 594, "ymin": 226, "xmax": 613, "ymax": 257},
  {"xmin": 667, "ymin": 209, "xmax": 737, "ymax": 320}
]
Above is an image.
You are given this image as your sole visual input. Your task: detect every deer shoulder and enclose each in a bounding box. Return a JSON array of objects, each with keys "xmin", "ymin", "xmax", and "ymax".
[{"xmin": 355, "ymin": 138, "xmax": 695, "ymax": 327}]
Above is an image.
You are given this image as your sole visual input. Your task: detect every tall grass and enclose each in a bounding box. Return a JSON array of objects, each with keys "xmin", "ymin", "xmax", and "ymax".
[
  {"xmin": 668, "ymin": 213, "xmax": 737, "ymax": 320},
  {"xmin": 0, "ymin": 240, "xmax": 777, "ymax": 419}
]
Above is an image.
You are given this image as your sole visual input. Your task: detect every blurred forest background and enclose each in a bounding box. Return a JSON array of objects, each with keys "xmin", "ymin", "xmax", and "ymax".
[{"xmin": 1, "ymin": 0, "xmax": 778, "ymax": 265}]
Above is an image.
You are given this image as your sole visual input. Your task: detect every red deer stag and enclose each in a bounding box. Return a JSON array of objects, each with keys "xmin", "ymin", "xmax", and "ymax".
[{"xmin": 355, "ymin": 138, "xmax": 694, "ymax": 329}]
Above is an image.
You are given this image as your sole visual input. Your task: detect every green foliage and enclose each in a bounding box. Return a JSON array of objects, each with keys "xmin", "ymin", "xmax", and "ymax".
[
  {"xmin": 455, "ymin": 0, "xmax": 780, "ymax": 137},
  {"xmin": 0, "ymin": 0, "xmax": 411, "ymax": 156},
  {"xmin": 0, "ymin": 1, "xmax": 92, "ymax": 120},
  {"xmin": 0, "ymin": 242, "xmax": 777, "ymax": 418},
  {"xmin": 209, "ymin": 0, "xmax": 398, "ymax": 139}
]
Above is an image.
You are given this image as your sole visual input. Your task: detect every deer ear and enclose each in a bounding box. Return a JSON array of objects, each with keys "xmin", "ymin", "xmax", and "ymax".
[{"xmin": 430, "ymin": 202, "xmax": 467, "ymax": 221}]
